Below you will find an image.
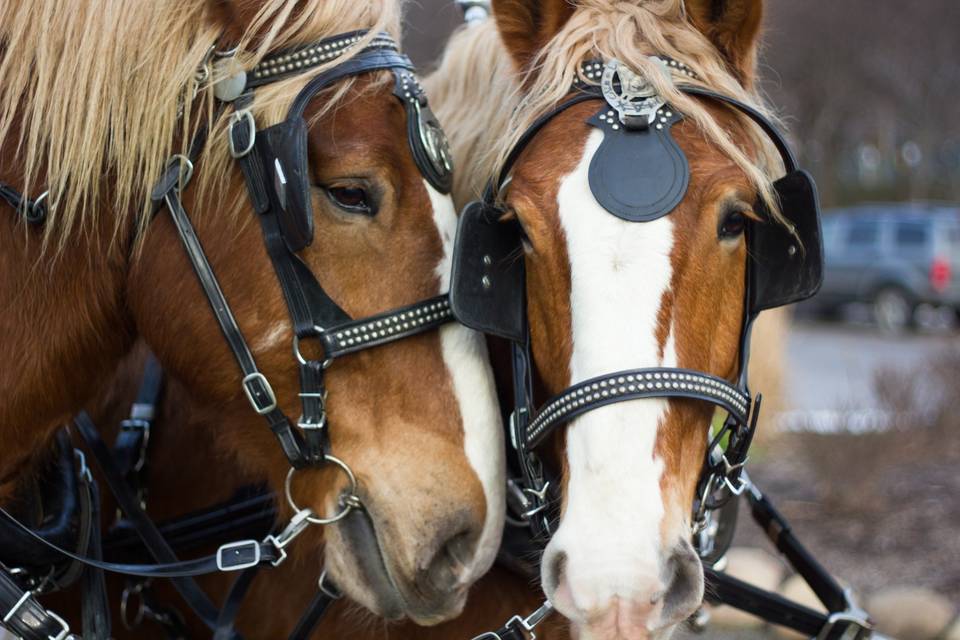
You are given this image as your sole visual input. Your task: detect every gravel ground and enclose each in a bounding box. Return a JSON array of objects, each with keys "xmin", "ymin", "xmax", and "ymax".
[{"xmin": 739, "ymin": 446, "xmax": 960, "ymax": 603}]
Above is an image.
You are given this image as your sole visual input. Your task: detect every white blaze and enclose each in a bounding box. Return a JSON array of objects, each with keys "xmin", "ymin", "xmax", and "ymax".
[
  {"xmin": 425, "ymin": 181, "xmax": 506, "ymax": 581},
  {"xmin": 543, "ymin": 130, "xmax": 677, "ymax": 617}
]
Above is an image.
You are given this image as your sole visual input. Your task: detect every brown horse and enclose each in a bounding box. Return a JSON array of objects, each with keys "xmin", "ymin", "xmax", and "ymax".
[
  {"xmin": 49, "ymin": 344, "xmax": 554, "ymax": 638},
  {"xmin": 0, "ymin": 0, "xmax": 505, "ymax": 627},
  {"xmin": 428, "ymin": 1, "xmax": 792, "ymax": 638}
]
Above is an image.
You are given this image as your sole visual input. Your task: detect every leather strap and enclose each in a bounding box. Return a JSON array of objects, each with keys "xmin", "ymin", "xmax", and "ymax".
[
  {"xmin": 213, "ymin": 567, "xmax": 261, "ymax": 640},
  {"xmin": 72, "ymin": 413, "xmax": 225, "ymax": 631},
  {"xmin": 112, "ymin": 353, "xmax": 164, "ymax": 502},
  {"xmin": 79, "ymin": 475, "xmax": 111, "ymax": 640},
  {"xmin": 153, "ymin": 167, "xmax": 308, "ymax": 467},
  {"xmin": 288, "ymin": 590, "xmax": 337, "ymax": 640},
  {"xmin": 0, "ymin": 506, "xmax": 283, "ymax": 578},
  {"xmin": 105, "ymin": 489, "xmax": 276, "ymax": 557}
]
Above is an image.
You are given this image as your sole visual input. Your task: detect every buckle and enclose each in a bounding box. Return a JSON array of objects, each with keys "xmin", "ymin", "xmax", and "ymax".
[
  {"xmin": 228, "ymin": 109, "xmax": 256, "ymax": 158},
  {"xmin": 472, "ymin": 602, "xmax": 554, "ymax": 640},
  {"xmin": 263, "ymin": 508, "xmax": 314, "ymax": 567},
  {"xmin": 3, "ymin": 593, "xmax": 72, "ymax": 640},
  {"xmin": 508, "ymin": 408, "xmax": 527, "ymax": 450},
  {"xmin": 44, "ymin": 609, "xmax": 72, "ymax": 640},
  {"xmin": 242, "ymin": 372, "xmax": 278, "ymax": 415},
  {"xmin": 216, "ymin": 540, "xmax": 261, "ymax": 571},
  {"xmin": 816, "ymin": 591, "xmax": 873, "ymax": 640},
  {"xmin": 817, "ymin": 611, "xmax": 873, "ymax": 640}
]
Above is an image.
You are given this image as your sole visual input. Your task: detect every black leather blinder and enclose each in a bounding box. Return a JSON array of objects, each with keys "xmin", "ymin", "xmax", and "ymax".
[
  {"xmin": 393, "ymin": 69, "xmax": 454, "ymax": 194},
  {"xmin": 256, "ymin": 117, "xmax": 314, "ymax": 253},
  {"xmin": 449, "ymin": 201, "xmax": 526, "ymax": 342},
  {"xmin": 748, "ymin": 169, "xmax": 824, "ymax": 314}
]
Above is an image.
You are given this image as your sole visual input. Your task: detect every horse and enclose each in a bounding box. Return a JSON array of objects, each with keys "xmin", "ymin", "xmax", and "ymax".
[
  {"xmin": 428, "ymin": 1, "xmax": 820, "ymax": 638},
  {"xmin": 34, "ymin": 343, "xmax": 552, "ymax": 638},
  {"xmin": 0, "ymin": 0, "xmax": 506, "ymax": 634}
]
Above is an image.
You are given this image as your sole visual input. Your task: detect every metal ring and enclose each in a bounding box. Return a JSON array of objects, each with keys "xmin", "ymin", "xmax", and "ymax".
[
  {"xmin": 120, "ymin": 583, "xmax": 146, "ymax": 630},
  {"xmin": 214, "ymin": 44, "xmax": 240, "ymax": 58},
  {"xmin": 292, "ymin": 333, "xmax": 334, "ymax": 369},
  {"xmin": 285, "ymin": 456, "xmax": 360, "ymax": 525}
]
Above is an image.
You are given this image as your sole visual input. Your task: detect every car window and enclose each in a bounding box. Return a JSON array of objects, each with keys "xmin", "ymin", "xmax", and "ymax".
[
  {"xmin": 894, "ymin": 221, "xmax": 928, "ymax": 248},
  {"xmin": 846, "ymin": 219, "xmax": 878, "ymax": 248}
]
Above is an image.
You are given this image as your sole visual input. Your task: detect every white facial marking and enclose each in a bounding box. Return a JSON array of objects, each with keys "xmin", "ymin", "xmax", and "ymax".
[
  {"xmin": 252, "ymin": 321, "xmax": 289, "ymax": 354},
  {"xmin": 425, "ymin": 181, "xmax": 505, "ymax": 581},
  {"xmin": 544, "ymin": 131, "xmax": 677, "ymax": 618}
]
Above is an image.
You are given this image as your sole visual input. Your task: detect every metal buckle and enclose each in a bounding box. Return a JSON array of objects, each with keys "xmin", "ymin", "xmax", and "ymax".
[
  {"xmin": 816, "ymin": 612, "xmax": 874, "ymax": 640},
  {"xmin": 242, "ymin": 372, "xmax": 278, "ymax": 415},
  {"xmin": 228, "ymin": 109, "xmax": 256, "ymax": 158},
  {"xmin": 43, "ymin": 610, "xmax": 71, "ymax": 640},
  {"xmin": 817, "ymin": 590, "xmax": 873, "ymax": 640},
  {"xmin": 472, "ymin": 601, "xmax": 554, "ymax": 640},
  {"xmin": 2, "ymin": 593, "xmax": 72, "ymax": 640},
  {"xmin": 119, "ymin": 417, "xmax": 152, "ymax": 473},
  {"xmin": 216, "ymin": 540, "xmax": 261, "ymax": 572},
  {"xmin": 720, "ymin": 455, "xmax": 749, "ymax": 496},
  {"xmin": 73, "ymin": 449, "xmax": 92, "ymax": 484},
  {"xmin": 508, "ymin": 408, "xmax": 527, "ymax": 450},
  {"xmin": 263, "ymin": 508, "xmax": 314, "ymax": 567}
]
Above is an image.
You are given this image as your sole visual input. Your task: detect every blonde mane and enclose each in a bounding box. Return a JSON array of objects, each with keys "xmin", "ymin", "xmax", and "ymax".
[
  {"xmin": 427, "ymin": 1, "xmax": 783, "ymax": 217},
  {"xmin": 0, "ymin": 0, "xmax": 400, "ymax": 253}
]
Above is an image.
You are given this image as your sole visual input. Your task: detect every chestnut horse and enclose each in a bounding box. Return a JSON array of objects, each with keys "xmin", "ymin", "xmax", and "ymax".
[
  {"xmin": 50, "ymin": 344, "xmax": 552, "ymax": 638},
  {"xmin": 0, "ymin": 0, "xmax": 504, "ymax": 630},
  {"xmin": 428, "ymin": 1, "xmax": 800, "ymax": 638}
]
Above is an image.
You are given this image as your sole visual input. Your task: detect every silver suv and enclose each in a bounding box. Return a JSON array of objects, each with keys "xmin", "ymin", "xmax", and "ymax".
[{"xmin": 809, "ymin": 203, "xmax": 960, "ymax": 332}]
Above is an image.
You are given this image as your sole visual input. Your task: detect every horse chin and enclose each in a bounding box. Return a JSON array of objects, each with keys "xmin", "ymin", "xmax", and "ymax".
[
  {"xmin": 325, "ymin": 508, "xmax": 469, "ymax": 625},
  {"xmin": 570, "ymin": 618, "xmax": 681, "ymax": 640}
]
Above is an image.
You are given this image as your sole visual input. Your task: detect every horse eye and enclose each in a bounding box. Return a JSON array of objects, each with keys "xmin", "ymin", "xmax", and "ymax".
[
  {"xmin": 718, "ymin": 210, "xmax": 747, "ymax": 239},
  {"xmin": 327, "ymin": 186, "xmax": 374, "ymax": 215}
]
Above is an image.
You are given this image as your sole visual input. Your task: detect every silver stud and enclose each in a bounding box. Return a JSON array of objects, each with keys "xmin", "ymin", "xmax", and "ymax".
[{"xmin": 481, "ymin": 275, "xmax": 492, "ymax": 289}]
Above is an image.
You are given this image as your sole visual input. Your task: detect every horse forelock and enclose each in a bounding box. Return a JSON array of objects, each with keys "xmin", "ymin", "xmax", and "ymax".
[
  {"xmin": 427, "ymin": 1, "xmax": 785, "ymax": 220},
  {"xmin": 0, "ymin": 0, "xmax": 402, "ymax": 256}
]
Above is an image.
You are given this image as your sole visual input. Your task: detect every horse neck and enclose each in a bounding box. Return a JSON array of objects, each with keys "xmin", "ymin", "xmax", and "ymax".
[{"xmin": 0, "ymin": 190, "xmax": 134, "ymax": 492}]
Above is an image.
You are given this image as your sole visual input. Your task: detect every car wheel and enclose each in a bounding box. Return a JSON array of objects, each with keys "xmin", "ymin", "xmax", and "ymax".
[{"xmin": 873, "ymin": 288, "xmax": 913, "ymax": 333}]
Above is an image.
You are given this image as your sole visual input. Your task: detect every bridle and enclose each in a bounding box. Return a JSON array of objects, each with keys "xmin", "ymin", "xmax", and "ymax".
[
  {"xmin": 0, "ymin": 28, "xmax": 458, "ymax": 640},
  {"xmin": 451, "ymin": 55, "xmax": 823, "ymax": 640}
]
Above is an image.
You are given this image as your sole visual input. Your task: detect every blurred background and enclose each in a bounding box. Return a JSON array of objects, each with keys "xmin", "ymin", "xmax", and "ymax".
[{"xmin": 405, "ymin": 2, "xmax": 959, "ymax": 639}]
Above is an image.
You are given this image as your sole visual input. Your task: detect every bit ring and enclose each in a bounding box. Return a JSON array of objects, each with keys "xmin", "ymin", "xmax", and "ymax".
[{"xmin": 285, "ymin": 455, "xmax": 360, "ymax": 525}]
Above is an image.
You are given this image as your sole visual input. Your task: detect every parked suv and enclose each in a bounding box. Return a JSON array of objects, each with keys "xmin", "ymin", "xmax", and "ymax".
[{"xmin": 808, "ymin": 203, "xmax": 960, "ymax": 331}]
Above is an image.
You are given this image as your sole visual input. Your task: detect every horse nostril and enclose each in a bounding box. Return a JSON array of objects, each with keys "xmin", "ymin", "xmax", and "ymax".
[
  {"xmin": 423, "ymin": 525, "xmax": 477, "ymax": 593},
  {"xmin": 549, "ymin": 551, "xmax": 567, "ymax": 586},
  {"xmin": 660, "ymin": 541, "xmax": 705, "ymax": 624}
]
